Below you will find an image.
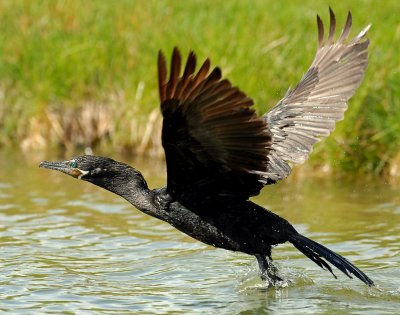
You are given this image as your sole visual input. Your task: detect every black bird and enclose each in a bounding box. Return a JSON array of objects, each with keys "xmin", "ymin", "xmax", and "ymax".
[{"xmin": 40, "ymin": 10, "xmax": 373, "ymax": 286}]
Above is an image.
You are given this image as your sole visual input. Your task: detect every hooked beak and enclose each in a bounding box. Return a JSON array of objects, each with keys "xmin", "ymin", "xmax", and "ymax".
[{"xmin": 39, "ymin": 160, "xmax": 84, "ymax": 179}]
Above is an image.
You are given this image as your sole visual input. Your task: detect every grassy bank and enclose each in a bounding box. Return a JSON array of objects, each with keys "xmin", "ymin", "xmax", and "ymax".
[{"xmin": 0, "ymin": 0, "xmax": 399, "ymax": 176}]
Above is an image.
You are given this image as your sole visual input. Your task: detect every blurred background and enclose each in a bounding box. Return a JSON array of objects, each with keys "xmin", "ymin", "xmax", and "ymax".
[{"xmin": 0, "ymin": 0, "xmax": 398, "ymax": 178}]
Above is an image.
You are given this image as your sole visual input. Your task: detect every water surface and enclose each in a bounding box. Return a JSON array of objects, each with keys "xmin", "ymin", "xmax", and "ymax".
[{"xmin": 1, "ymin": 150, "xmax": 399, "ymax": 314}]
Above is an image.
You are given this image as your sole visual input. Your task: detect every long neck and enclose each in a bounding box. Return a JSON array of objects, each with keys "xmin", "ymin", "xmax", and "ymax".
[
  {"xmin": 117, "ymin": 173, "xmax": 157, "ymax": 215},
  {"xmin": 120, "ymin": 178, "xmax": 172, "ymax": 222},
  {"xmin": 96, "ymin": 168, "xmax": 158, "ymax": 216},
  {"xmin": 120, "ymin": 180, "xmax": 155, "ymax": 214},
  {"xmin": 90, "ymin": 165, "xmax": 174, "ymax": 222}
]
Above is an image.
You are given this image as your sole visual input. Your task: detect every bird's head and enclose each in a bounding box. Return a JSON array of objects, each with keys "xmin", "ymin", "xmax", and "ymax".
[{"xmin": 39, "ymin": 155, "xmax": 147, "ymax": 196}]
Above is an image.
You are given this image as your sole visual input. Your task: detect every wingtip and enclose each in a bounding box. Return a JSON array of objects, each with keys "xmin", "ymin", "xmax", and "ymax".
[
  {"xmin": 172, "ymin": 47, "xmax": 182, "ymax": 65},
  {"xmin": 337, "ymin": 10, "xmax": 353, "ymax": 43},
  {"xmin": 361, "ymin": 24, "xmax": 372, "ymax": 36},
  {"xmin": 188, "ymin": 50, "xmax": 196, "ymax": 59},
  {"xmin": 172, "ymin": 46, "xmax": 180, "ymax": 58},
  {"xmin": 328, "ymin": 7, "xmax": 335, "ymax": 20},
  {"xmin": 347, "ymin": 10, "xmax": 352, "ymax": 23},
  {"xmin": 351, "ymin": 23, "xmax": 371, "ymax": 44},
  {"xmin": 316, "ymin": 14, "xmax": 324, "ymax": 48},
  {"xmin": 158, "ymin": 49, "xmax": 165, "ymax": 61},
  {"xmin": 327, "ymin": 7, "xmax": 336, "ymax": 44},
  {"xmin": 158, "ymin": 50, "xmax": 168, "ymax": 102}
]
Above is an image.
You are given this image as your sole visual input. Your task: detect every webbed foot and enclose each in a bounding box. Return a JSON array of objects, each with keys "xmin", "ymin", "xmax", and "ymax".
[{"xmin": 256, "ymin": 254, "xmax": 283, "ymax": 285}]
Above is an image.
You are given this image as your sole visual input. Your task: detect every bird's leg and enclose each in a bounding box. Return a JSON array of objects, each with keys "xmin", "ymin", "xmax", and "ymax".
[{"xmin": 255, "ymin": 254, "xmax": 283, "ymax": 284}]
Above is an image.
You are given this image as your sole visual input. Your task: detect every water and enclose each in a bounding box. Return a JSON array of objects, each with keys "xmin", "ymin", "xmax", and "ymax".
[{"xmin": 1, "ymin": 150, "xmax": 399, "ymax": 314}]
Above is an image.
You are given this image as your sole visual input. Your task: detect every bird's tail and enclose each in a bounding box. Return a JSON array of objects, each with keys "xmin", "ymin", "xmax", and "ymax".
[{"xmin": 289, "ymin": 233, "xmax": 374, "ymax": 286}]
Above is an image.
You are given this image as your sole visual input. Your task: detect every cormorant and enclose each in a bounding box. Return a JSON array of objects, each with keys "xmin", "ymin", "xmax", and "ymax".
[{"xmin": 40, "ymin": 9, "xmax": 373, "ymax": 286}]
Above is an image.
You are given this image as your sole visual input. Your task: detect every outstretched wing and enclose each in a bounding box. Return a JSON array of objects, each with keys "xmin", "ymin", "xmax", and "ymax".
[
  {"xmin": 159, "ymin": 48, "xmax": 271, "ymax": 199},
  {"xmin": 263, "ymin": 9, "xmax": 370, "ymax": 183}
]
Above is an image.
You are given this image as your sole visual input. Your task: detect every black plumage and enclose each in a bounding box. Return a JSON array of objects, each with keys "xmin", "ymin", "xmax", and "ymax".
[{"xmin": 40, "ymin": 9, "xmax": 373, "ymax": 286}]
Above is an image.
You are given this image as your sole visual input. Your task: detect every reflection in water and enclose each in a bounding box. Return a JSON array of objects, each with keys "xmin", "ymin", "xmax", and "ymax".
[{"xmin": 0, "ymin": 151, "xmax": 399, "ymax": 314}]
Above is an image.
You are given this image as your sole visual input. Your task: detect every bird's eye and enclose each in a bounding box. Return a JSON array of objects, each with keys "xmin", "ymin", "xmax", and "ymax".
[{"xmin": 70, "ymin": 161, "xmax": 78, "ymax": 168}]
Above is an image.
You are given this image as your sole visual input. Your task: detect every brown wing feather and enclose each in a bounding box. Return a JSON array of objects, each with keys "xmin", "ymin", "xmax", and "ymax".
[
  {"xmin": 158, "ymin": 51, "xmax": 167, "ymax": 102},
  {"xmin": 262, "ymin": 9, "xmax": 370, "ymax": 182},
  {"xmin": 159, "ymin": 48, "xmax": 271, "ymax": 198}
]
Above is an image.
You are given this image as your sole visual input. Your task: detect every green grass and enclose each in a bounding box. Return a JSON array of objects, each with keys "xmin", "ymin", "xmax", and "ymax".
[{"xmin": 0, "ymin": 0, "xmax": 399, "ymax": 176}]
